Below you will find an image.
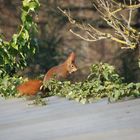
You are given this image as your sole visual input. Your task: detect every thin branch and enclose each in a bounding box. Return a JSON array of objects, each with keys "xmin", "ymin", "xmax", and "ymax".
[
  {"xmin": 109, "ymin": 3, "xmax": 140, "ymax": 15},
  {"xmin": 126, "ymin": 3, "xmax": 140, "ymax": 9},
  {"xmin": 58, "ymin": 0, "xmax": 140, "ymax": 49},
  {"xmin": 70, "ymin": 29, "xmax": 98, "ymax": 42},
  {"xmin": 128, "ymin": 0, "xmax": 132, "ymax": 28}
]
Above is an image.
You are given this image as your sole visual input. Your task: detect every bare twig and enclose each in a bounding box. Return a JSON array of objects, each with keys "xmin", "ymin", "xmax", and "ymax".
[
  {"xmin": 128, "ymin": 0, "xmax": 132, "ymax": 28},
  {"xmin": 58, "ymin": 0, "xmax": 140, "ymax": 49}
]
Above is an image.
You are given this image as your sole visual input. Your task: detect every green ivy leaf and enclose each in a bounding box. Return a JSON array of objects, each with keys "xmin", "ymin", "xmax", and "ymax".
[
  {"xmin": 21, "ymin": 10, "xmax": 28, "ymax": 23},
  {"xmin": 80, "ymin": 98, "xmax": 88, "ymax": 104},
  {"xmin": 28, "ymin": 2, "xmax": 38, "ymax": 11}
]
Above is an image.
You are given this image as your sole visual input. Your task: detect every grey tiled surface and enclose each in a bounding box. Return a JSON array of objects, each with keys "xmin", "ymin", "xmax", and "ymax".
[{"xmin": 0, "ymin": 96, "xmax": 140, "ymax": 140}]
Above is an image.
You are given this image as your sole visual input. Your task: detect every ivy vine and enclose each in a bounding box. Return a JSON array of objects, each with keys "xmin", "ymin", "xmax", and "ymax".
[
  {"xmin": 0, "ymin": 0, "xmax": 40, "ymax": 77},
  {"xmin": 44, "ymin": 63, "xmax": 140, "ymax": 104}
]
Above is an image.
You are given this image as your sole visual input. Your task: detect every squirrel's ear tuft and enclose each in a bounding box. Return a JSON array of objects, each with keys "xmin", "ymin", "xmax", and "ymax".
[{"xmin": 68, "ymin": 52, "xmax": 76, "ymax": 62}]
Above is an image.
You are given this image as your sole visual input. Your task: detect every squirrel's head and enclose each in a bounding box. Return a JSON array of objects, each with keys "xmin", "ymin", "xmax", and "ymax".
[{"xmin": 66, "ymin": 52, "xmax": 78, "ymax": 74}]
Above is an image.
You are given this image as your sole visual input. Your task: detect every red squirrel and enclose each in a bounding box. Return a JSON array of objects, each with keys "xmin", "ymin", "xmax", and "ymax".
[{"xmin": 17, "ymin": 52, "xmax": 77, "ymax": 96}]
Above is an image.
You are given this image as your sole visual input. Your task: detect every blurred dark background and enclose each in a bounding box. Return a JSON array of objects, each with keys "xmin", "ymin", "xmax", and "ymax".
[{"xmin": 0, "ymin": 0, "xmax": 140, "ymax": 82}]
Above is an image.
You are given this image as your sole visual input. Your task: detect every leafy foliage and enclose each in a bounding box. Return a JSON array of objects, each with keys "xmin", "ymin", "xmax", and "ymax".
[
  {"xmin": 29, "ymin": 95, "xmax": 48, "ymax": 106},
  {"xmin": 0, "ymin": 76, "xmax": 26, "ymax": 98},
  {"xmin": 0, "ymin": 63, "xmax": 139, "ymax": 105},
  {"xmin": 44, "ymin": 63, "xmax": 140, "ymax": 104},
  {"xmin": 0, "ymin": 75, "xmax": 48, "ymax": 106},
  {"xmin": 0, "ymin": 0, "xmax": 40, "ymax": 77}
]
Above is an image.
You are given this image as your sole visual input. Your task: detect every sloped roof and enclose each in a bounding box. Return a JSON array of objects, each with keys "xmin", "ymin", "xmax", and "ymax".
[{"xmin": 0, "ymin": 96, "xmax": 140, "ymax": 140}]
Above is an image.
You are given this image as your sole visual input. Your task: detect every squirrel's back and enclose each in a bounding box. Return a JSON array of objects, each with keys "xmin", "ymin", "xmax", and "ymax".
[
  {"xmin": 43, "ymin": 52, "xmax": 77, "ymax": 82},
  {"xmin": 43, "ymin": 64, "xmax": 69, "ymax": 81}
]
